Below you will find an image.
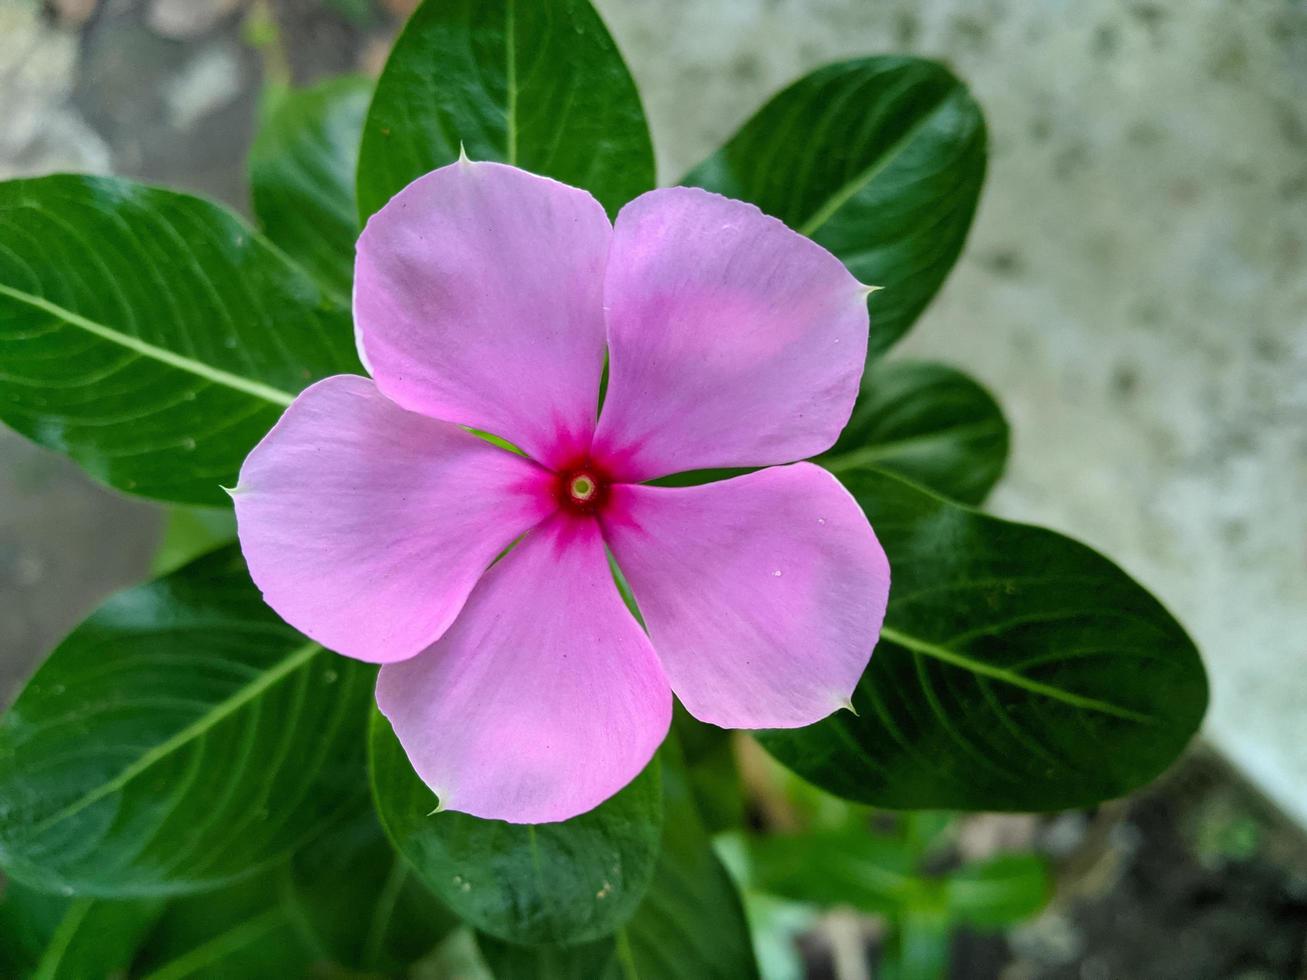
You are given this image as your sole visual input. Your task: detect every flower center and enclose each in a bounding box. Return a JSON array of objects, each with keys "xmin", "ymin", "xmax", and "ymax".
[
  {"xmin": 569, "ymin": 474, "xmax": 597, "ymax": 502},
  {"xmin": 556, "ymin": 462, "xmax": 609, "ymax": 516}
]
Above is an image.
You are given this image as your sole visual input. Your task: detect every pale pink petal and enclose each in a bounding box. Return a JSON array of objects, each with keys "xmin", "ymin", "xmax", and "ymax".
[
  {"xmin": 354, "ymin": 160, "xmax": 612, "ymax": 468},
  {"xmin": 602, "ymin": 463, "xmax": 889, "ymax": 729},
  {"xmin": 377, "ymin": 517, "xmax": 671, "ymax": 824},
  {"xmin": 234, "ymin": 376, "xmax": 554, "ymax": 665},
  {"xmin": 592, "ymin": 187, "xmax": 869, "ymax": 481}
]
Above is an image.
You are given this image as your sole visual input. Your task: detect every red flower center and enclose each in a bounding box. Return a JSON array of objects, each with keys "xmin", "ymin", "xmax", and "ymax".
[{"xmin": 555, "ymin": 461, "xmax": 610, "ymax": 516}]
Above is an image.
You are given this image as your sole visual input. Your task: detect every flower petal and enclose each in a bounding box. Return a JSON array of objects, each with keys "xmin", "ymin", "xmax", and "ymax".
[
  {"xmin": 592, "ymin": 187, "xmax": 869, "ymax": 481},
  {"xmin": 603, "ymin": 463, "xmax": 890, "ymax": 728},
  {"xmin": 354, "ymin": 160, "xmax": 612, "ymax": 468},
  {"xmin": 234, "ymin": 375, "xmax": 554, "ymax": 665},
  {"xmin": 376, "ymin": 517, "xmax": 671, "ymax": 824}
]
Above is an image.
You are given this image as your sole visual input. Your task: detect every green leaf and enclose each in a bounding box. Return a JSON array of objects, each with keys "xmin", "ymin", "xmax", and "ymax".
[
  {"xmin": 823, "ymin": 360, "xmax": 1008, "ymax": 505},
  {"xmin": 683, "ymin": 57, "xmax": 986, "ymax": 358},
  {"xmin": 478, "ymin": 739, "xmax": 758, "ymax": 979},
  {"xmin": 287, "ymin": 807, "xmax": 458, "ymax": 972},
  {"xmin": 758, "ymin": 468, "xmax": 1207, "ymax": 811},
  {"xmin": 0, "ymin": 879, "xmax": 161, "ymax": 980},
  {"xmin": 250, "ymin": 76, "xmax": 371, "ymax": 298},
  {"xmin": 944, "ymin": 853, "xmax": 1049, "ymax": 928},
  {"xmin": 129, "ymin": 871, "xmax": 313, "ymax": 979},
  {"xmin": 673, "ymin": 707, "xmax": 744, "ymax": 834},
  {"xmin": 0, "ymin": 546, "xmax": 374, "ymax": 896},
  {"xmin": 882, "ymin": 905, "xmax": 952, "ymax": 980},
  {"xmin": 150, "ymin": 506, "xmax": 237, "ymax": 576},
  {"xmin": 0, "ymin": 175, "xmax": 358, "ymax": 505},
  {"xmin": 744, "ymin": 828, "xmax": 920, "ymax": 917},
  {"xmin": 369, "ymin": 709, "xmax": 663, "ymax": 946},
  {"xmin": 357, "ymin": 0, "xmax": 655, "ymax": 220}
]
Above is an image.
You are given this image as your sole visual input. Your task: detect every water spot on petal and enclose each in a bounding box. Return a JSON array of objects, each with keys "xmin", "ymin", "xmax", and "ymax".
[{"xmin": 772, "ymin": 569, "xmax": 783, "ymax": 578}]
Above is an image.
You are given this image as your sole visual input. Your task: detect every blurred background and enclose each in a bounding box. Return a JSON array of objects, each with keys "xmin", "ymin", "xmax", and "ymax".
[{"xmin": 1, "ymin": 0, "xmax": 1304, "ymax": 976}]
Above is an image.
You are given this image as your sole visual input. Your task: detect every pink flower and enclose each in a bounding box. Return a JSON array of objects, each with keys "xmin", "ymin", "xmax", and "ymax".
[{"xmin": 233, "ymin": 161, "xmax": 890, "ymax": 824}]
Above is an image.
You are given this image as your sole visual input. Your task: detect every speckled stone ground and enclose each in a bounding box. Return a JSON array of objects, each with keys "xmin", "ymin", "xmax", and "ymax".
[{"xmin": 1, "ymin": 0, "xmax": 1304, "ymax": 831}]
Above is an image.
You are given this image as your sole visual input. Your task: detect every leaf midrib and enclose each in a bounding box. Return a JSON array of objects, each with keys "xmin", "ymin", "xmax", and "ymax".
[
  {"xmin": 823, "ymin": 419, "xmax": 1003, "ymax": 472},
  {"xmin": 31, "ymin": 641, "xmax": 322, "ymax": 836},
  {"xmin": 796, "ymin": 89, "xmax": 957, "ymax": 238},
  {"xmin": 879, "ymin": 625, "xmax": 1154, "ymax": 723},
  {"xmin": 0, "ymin": 282, "xmax": 296, "ymax": 408}
]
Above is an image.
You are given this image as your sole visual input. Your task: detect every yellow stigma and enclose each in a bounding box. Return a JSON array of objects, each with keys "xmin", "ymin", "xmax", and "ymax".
[{"xmin": 570, "ymin": 475, "xmax": 596, "ymax": 501}]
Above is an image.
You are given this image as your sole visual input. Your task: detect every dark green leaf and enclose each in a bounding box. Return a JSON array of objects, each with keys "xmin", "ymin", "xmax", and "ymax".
[
  {"xmin": 0, "ymin": 175, "xmax": 358, "ymax": 505},
  {"xmin": 369, "ymin": 709, "xmax": 663, "ymax": 945},
  {"xmin": 823, "ymin": 360, "xmax": 1008, "ymax": 505},
  {"xmin": 288, "ymin": 807, "xmax": 457, "ymax": 972},
  {"xmin": 477, "ymin": 933, "xmax": 617, "ymax": 979},
  {"xmin": 0, "ymin": 546, "xmax": 374, "ymax": 896},
  {"xmin": 758, "ymin": 468, "xmax": 1207, "ymax": 810},
  {"xmin": 944, "ymin": 853, "xmax": 1049, "ymax": 928},
  {"xmin": 672, "ymin": 707, "xmax": 744, "ymax": 834},
  {"xmin": 250, "ymin": 76, "xmax": 371, "ymax": 297},
  {"xmin": 478, "ymin": 738, "xmax": 758, "ymax": 979},
  {"xmin": 684, "ymin": 57, "xmax": 986, "ymax": 358},
  {"xmin": 357, "ymin": 0, "xmax": 655, "ymax": 220},
  {"xmin": 130, "ymin": 871, "xmax": 313, "ymax": 979},
  {"xmin": 0, "ymin": 879, "xmax": 161, "ymax": 979}
]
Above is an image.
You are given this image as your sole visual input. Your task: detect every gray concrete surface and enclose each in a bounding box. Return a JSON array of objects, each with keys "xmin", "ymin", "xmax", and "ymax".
[{"xmin": 1, "ymin": 0, "xmax": 1304, "ymax": 826}]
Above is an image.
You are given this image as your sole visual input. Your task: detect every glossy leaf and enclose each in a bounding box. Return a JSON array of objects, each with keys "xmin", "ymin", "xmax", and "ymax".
[
  {"xmin": 356, "ymin": 0, "xmax": 655, "ymax": 220},
  {"xmin": 129, "ymin": 871, "xmax": 313, "ymax": 979},
  {"xmin": 0, "ymin": 880, "xmax": 160, "ymax": 980},
  {"xmin": 758, "ymin": 468, "xmax": 1207, "ymax": 811},
  {"xmin": 288, "ymin": 807, "xmax": 457, "ymax": 972},
  {"xmin": 478, "ymin": 740, "xmax": 758, "ymax": 979},
  {"xmin": 823, "ymin": 360, "xmax": 1008, "ymax": 505},
  {"xmin": 250, "ymin": 76, "xmax": 371, "ymax": 297},
  {"xmin": 684, "ymin": 57, "xmax": 986, "ymax": 358},
  {"xmin": 369, "ymin": 710, "xmax": 663, "ymax": 946},
  {"xmin": 0, "ymin": 546, "xmax": 374, "ymax": 896},
  {"xmin": 0, "ymin": 175, "xmax": 358, "ymax": 505}
]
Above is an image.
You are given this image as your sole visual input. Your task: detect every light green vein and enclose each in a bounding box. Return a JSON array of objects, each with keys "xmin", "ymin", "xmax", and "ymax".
[
  {"xmin": 822, "ymin": 420, "xmax": 1002, "ymax": 472},
  {"xmin": 139, "ymin": 909, "xmax": 287, "ymax": 980},
  {"xmin": 0, "ymin": 282, "xmax": 296, "ymax": 407},
  {"xmin": 614, "ymin": 926, "xmax": 640, "ymax": 980},
  {"xmin": 31, "ymin": 898, "xmax": 94, "ymax": 980},
  {"xmin": 32, "ymin": 641, "xmax": 322, "ymax": 835},
  {"xmin": 797, "ymin": 93, "xmax": 954, "ymax": 238},
  {"xmin": 878, "ymin": 626, "xmax": 1154, "ymax": 724},
  {"xmin": 504, "ymin": 0, "xmax": 519, "ymax": 165},
  {"xmin": 361, "ymin": 859, "xmax": 410, "ymax": 967}
]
